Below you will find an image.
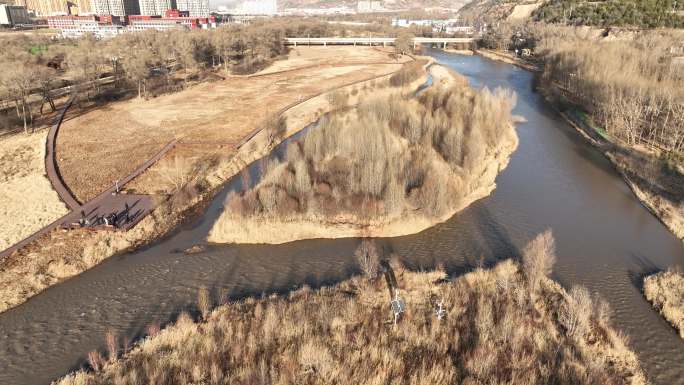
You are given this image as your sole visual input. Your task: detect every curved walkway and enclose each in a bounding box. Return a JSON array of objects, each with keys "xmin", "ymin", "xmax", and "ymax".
[
  {"xmin": 0, "ymin": 99, "xmax": 177, "ymax": 261},
  {"xmin": 1, "ymin": 56, "xmax": 417, "ymax": 261},
  {"xmin": 45, "ymin": 96, "xmax": 80, "ymax": 210}
]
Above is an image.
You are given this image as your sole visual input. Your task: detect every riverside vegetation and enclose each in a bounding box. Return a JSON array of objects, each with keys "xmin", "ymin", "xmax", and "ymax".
[
  {"xmin": 208, "ymin": 65, "xmax": 518, "ymax": 243},
  {"xmin": 478, "ymin": 22, "xmax": 684, "ymax": 241},
  {"xmin": 644, "ymin": 269, "xmax": 684, "ymax": 339},
  {"xmin": 56, "ymin": 231, "xmax": 648, "ymax": 385}
]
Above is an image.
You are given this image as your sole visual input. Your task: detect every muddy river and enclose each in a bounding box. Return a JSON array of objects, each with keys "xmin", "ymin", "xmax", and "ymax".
[{"xmin": 1, "ymin": 48, "xmax": 683, "ymax": 385}]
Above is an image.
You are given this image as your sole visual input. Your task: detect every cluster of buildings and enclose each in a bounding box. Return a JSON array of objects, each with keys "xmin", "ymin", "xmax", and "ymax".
[
  {"xmin": 391, "ymin": 18, "xmax": 475, "ymax": 35},
  {"xmin": 47, "ymin": 8, "xmax": 215, "ymax": 37},
  {"xmin": 13, "ymin": 0, "xmax": 209, "ymax": 16}
]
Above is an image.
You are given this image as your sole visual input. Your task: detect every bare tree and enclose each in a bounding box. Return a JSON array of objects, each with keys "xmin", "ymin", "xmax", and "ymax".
[
  {"xmin": 395, "ymin": 32, "xmax": 415, "ymax": 56},
  {"xmin": 355, "ymin": 239, "xmax": 380, "ymax": 279},
  {"xmin": 522, "ymin": 229, "xmax": 557, "ymax": 293},
  {"xmin": 198, "ymin": 286, "xmax": 211, "ymax": 320}
]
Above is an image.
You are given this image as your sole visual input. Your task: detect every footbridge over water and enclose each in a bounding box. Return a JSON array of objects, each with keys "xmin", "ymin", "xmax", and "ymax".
[{"xmin": 285, "ymin": 37, "xmax": 474, "ymax": 49}]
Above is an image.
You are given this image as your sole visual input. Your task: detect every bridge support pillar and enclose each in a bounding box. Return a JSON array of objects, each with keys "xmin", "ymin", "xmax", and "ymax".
[
  {"xmin": 443, "ymin": 41, "xmax": 446, "ymax": 49},
  {"xmin": 324, "ymin": 41, "xmax": 326, "ymax": 46}
]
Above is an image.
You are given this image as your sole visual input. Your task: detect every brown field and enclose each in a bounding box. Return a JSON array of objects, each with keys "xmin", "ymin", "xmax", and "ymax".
[
  {"xmin": 56, "ymin": 235, "xmax": 647, "ymax": 385},
  {"xmin": 0, "ymin": 131, "xmax": 68, "ymax": 251},
  {"xmin": 57, "ymin": 46, "xmax": 410, "ymax": 202}
]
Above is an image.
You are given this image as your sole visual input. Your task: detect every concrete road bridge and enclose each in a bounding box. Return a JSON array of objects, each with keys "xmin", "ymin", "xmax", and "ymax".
[{"xmin": 285, "ymin": 36, "xmax": 474, "ymax": 49}]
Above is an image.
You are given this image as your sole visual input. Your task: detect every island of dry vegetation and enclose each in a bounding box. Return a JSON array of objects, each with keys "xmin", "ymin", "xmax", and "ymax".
[
  {"xmin": 56, "ymin": 232, "xmax": 648, "ymax": 385},
  {"xmin": 208, "ymin": 65, "xmax": 518, "ymax": 243},
  {"xmin": 643, "ymin": 269, "xmax": 684, "ymax": 339}
]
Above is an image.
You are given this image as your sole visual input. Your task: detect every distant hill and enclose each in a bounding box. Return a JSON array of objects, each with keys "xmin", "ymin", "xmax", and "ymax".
[{"xmin": 458, "ymin": 0, "xmax": 684, "ymax": 28}]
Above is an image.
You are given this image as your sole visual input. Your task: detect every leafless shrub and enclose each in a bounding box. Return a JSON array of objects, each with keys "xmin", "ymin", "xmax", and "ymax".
[
  {"xmin": 327, "ymin": 90, "xmax": 349, "ymax": 111},
  {"xmin": 559, "ymin": 286, "xmax": 593, "ymax": 339},
  {"xmin": 87, "ymin": 350, "xmax": 104, "ymax": 372},
  {"xmin": 522, "ymin": 229, "xmax": 556, "ymax": 292},
  {"xmin": 198, "ymin": 286, "xmax": 211, "ymax": 320},
  {"xmin": 105, "ymin": 330, "xmax": 118, "ymax": 363},
  {"xmin": 389, "ymin": 61, "xmax": 422, "ymax": 87},
  {"xmin": 156, "ymin": 156, "xmax": 195, "ymax": 193},
  {"xmin": 265, "ymin": 115, "xmax": 287, "ymax": 148},
  {"xmin": 146, "ymin": 322, "xmax": 160, "ymax": 337},
  {"xmin": 354, "ymin": 239, "xmax": 380, "ymax": 279}
]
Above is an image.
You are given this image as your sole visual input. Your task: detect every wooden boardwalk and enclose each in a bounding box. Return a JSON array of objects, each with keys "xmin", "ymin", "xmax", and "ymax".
[{"xmin": 0, "ymin": 100, "xmax": 177, "ymax": 261}]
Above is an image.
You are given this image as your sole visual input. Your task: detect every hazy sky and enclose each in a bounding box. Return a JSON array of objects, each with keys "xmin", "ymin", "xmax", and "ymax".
[{"xmin": 211, "ymin": 0, "xmax": 243, "ymax": 8}]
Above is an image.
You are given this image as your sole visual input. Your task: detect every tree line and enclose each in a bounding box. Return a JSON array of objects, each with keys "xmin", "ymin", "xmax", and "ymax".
[
  {"xmin": 0, "ymin": 17, "xmax": 419, "ymax": 134},
  {"xmin": 534, "ymin": 0, "xmax": 684, "ymax": 29},
  {"xmin": 480, "ymin": 22, "xmax": 684, "ymax": 155}
]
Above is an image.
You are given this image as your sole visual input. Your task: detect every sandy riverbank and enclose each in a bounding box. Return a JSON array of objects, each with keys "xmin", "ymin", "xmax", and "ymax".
[{"xmin": 208, "ymin": 64, "xmax": 518, "ymax": 244}]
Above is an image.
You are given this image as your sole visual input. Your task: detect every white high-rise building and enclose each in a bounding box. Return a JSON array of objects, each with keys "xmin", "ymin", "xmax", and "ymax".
[
  {"xmin": 139, "ymin": 0, "xmax": 173, "ymax": 15},
  {"xmin": 90, "ymin": 0, "xmax": 138, "ymax": 15},
  {"xmin": 176, "ymin": 0, "xmax": 207, "ymax": 17}
]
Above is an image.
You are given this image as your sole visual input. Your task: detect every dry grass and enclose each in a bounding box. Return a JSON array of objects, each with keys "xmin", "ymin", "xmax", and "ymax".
[
  {"xmin": 209, "ymin": 66, "xmax": 518, "ymax": 243},
  {"xmin": 55, "ymin": 235, "xmax": 647, "ymax": 385},
  {"xmin": 0, "ymin": 131, "xmax": 67, "ymax": 250},
  {"xmin": 644, "ymin": 269, "xmax": 684, "ymax": 339},
  {"xmin": 0, "ymin": 49, "xmax": 418, "ymax": 314},
  {"xmin": 56, "ymin": 46, "xmax": 406, "ymax": 202}
]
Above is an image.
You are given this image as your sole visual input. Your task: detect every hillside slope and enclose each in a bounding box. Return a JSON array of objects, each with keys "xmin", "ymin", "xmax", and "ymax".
[{"xmin": 459, "ymin": 0, "xmax": 684, "ymax": 28}]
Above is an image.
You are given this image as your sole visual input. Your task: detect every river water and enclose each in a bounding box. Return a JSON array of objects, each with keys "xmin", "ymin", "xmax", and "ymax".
[{"xmin": 1, "ymin": 49, "xmax": 683, "ymax": 385}]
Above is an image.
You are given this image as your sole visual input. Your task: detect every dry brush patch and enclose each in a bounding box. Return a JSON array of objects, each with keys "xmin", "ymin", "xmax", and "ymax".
[
  {"xmin": 0, "ymin": 131, "xmax": 68, "ymax": 251},
  {"xmin": 643, "ymin": 269, "xmax": 684, "ymax": 339},
  {"xmin": 55, "ymin": 234, "xmax": 647, "ymax": 385},
  {"xmin": 209, "ymin": 69, "xmax": 519, "ymax": 243}
]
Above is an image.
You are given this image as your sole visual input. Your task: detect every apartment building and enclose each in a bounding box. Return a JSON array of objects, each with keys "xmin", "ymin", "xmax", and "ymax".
[
  {"xmin": 175, "ymin": 0, "xmax": 207, "ymax": 17},
  {"xmin": 138, "ymin": 0, "xmax": 174, "ymax": 16},
  {"xmin": 13, "ymin": 0, "xmax": 66, "ymax": 16},
  {"xmin": 0, "ymin": 3, "xmax": 31, "ymax": 25},
  {"xmin": 90, "ymin": 0, "xmax": 139, "ymax": 16}
]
